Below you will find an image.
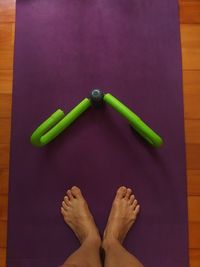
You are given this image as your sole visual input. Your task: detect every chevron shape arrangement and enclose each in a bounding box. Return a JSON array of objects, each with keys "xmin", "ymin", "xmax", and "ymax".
[{"xmin": 30, "ymin": 89, "xmax": 163, "ymax": 148}]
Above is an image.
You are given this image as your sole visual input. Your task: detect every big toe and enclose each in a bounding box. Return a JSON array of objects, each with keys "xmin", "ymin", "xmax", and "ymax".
[
  {"xmin": 71, "ymin": 186, "xmax": 83, "ymax": 199},
  {"xmin": 116, "ymin": 186, "xmax": 127, "ymax": 199}
]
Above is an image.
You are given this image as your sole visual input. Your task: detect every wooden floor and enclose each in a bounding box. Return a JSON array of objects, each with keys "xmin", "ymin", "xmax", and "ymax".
[{"xmin": 0, "ymin": 0, "xmax": 200, "ymax": 266}]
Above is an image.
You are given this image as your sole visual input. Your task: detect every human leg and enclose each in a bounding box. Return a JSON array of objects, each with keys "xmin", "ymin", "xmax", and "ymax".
[
  {"xmin": 60, "ymin": 186, "xmax": 102, "ymax": 267},
  {"xmin": 102, "ymin": 186, "xmax": 143, "ymax": 267}
]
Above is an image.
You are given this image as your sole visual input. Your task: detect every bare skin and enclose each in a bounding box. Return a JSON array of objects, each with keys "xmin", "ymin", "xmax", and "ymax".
[
  {"xmin": 61, "ymin": 186, "xmax": 100, "ymax": 244},
  {"xmin": 60, "ymin": 186, "xmax": 143, "ymax": 267},
  {"xmin": 102, "ymin": 186, "xmax": 143, "ymax": 267},
  {"xmin": 103, "ymin": 186, "xmax": 140, "ymax": 243},
  {"xmin": 61, "ymin": 186, "xmax": 101, "ymax": 267}
]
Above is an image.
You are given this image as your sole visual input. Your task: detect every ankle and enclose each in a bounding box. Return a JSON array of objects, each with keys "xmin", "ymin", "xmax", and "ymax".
[
  {"xmin": 83, "ymin": 234, "xmax": 101, "ymax": 247},
  {"xmin": 102, "ymin": 237, "xmax": 120, "ymax": 251}
]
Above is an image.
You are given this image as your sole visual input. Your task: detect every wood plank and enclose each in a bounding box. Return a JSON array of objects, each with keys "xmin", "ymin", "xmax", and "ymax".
[
  {"xmin": 0, "ymin": 50, "xmax": 14, "ymax": 70},
  {"xmin": 0, "ymin": 168, "xmax": 9, "ymax": 194},
  {"xmin": 0, "ymin": 258, "xmax": 5, "ymax": 267},
  {"xmin": 187, "ymin": 170, "xmax": 200, "ymax": 196},
  {"xmin": 188, "ymin": 196, "xmax": 200, "ymax": 249},
  {"xmin": 183, "ymin": 70, "xmax": 200, "ymax": 120},
  {"xmin": 0, "ymin": 3, "xmax": 13, "ymax": 262},
  {"xmin": 188, "ymin": 196, "xmax": 200, "ymax": 222},
  {"xmin": 0, "ymin": 247, "xmax": 6, "ymax": 258},
  {"xmin": 0, "ymin": 144, "xmax": 10, "ymax": 168},
  {"xmin": 0, "ymin": 69, "xmax": 13, "ymax": 94},
  {"xmin": 0, "ymin": 220, "xmax": 7, "ymax": 247},
  {"xmin": 186, "ymin": 144, "xmax": 200, "ymax": 170},
  {"xmin": 0, "ymin": 194, "xmax": 7, "ymax": 221},
  {"xmin": 0, "ymin": 94, "xmax": 12, "ymax": 118},
  {"xmin": 189, "ymin": 222, "xmax": 200, "ymax": 249},
  {"xmin": 0, "ymin": 248, "xmax": 6, "ymax": 267},
  {"xmin": 0, "ymin": 23, "xmax": 15, "ymax": 72},
  {"xmin": 179, "ymin": 1, "xmax": 200, "ymax": 24},
  {"xmin": 0, "ymin": 0, "xmax": 15, "ymax": 23},
  {"xmin": 0, "ymin": 23, "xmax": 15, "ymax": 51},
  {"xmin": 0, "ymin": 118, "xmax": 11, "ymax": 144},
  {"xmin": 181, "ymin": 24, "xmax": 200, "ymax": 70},
  {"xmin": 185, "ymin": 120, "xmax": 200, "ymax": 144},
  {"xmin": 189, "ymin": 249, "xmax": 200, "ymax": 267}
]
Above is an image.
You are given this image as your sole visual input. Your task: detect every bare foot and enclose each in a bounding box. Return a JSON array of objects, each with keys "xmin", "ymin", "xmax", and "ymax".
[
  {"xmin": 61, "ymin": 186, "xmax": 100, "ymax": 245},
  {"xmin": 103, "ymin": 186, "xmax": 140, "ymax": 245}
]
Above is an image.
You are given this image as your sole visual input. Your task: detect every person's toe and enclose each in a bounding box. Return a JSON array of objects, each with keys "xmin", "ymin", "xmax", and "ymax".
[
  {"xmin": 64, "ymin": 196, "xmax": 70, "ymax": 206},
  {"xmin": 134, "ymin": 205, "xmax": 140, "ymax": 215},
  {"xmin": 125, "ymin": 188, "xmax": 132, "ymax": 200},
  {"xmin": 71, "ymin": 186, "xmax": 83, "ymax": 199},
  {"xmin": 61, "ymin": 207, "xmax": 67, "ymax": 215},
  {"xmin": 116, "ymin": 186, "xmax": 127, "ymax": 199},
  {"xmin": 129, "ymin": 194, "xmax": 135, "ymax": 205},
  {"xmin": 67, "ymin": 189, "xmax": 74, "ymax": 200},
  {"xmin": 132, "ymin": 199, "xmax": 138, "ymax": 209},
  {"xmin": 62, "ymin": 201, "xmax": 68, "ymax": 211}
]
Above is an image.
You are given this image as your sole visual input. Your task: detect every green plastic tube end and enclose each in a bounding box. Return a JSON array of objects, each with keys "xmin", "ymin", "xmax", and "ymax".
[{"xmin": 30, "ymin": 109, "xmax": 65, "ymax": 147}]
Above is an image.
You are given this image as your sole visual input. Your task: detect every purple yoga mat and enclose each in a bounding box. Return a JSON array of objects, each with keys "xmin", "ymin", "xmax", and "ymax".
[{"xmin": 7, "ymin": 0, "xmax": 189, "ymax": 266}]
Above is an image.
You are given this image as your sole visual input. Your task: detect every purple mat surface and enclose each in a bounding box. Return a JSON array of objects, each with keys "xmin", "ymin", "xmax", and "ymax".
[{"xmin": 7, "ymin": 0, "xmax": 188, "ymax": 266}]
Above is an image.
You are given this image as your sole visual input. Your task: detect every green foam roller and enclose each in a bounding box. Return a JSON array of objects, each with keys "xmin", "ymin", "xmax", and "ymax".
[
  {"xmin": 31, "ymin": 98, "xmax": 92, "ymax": 147},
  {"xmin": 103, "ymin": 93, "xmax": 163, "ymax": 147}
]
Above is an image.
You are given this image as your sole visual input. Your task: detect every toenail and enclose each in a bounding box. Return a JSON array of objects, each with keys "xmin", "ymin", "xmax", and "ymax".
[
  {"xmin": 72, "ymin": 186, "xmax": 78, "ymax": 189},
  {"xmin": 119, "ymin": 186, "xmax": 126, "ymax": 191}
]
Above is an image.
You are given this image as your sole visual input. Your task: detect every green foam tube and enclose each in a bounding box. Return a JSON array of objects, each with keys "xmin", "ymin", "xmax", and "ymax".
[
  {"xmin": 103, "ymin": 93, "xmax": 163, "ymax": 147},
  {"xmin": 30, "ymin": 98, "xmax": 92, "ymax": 147}
]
